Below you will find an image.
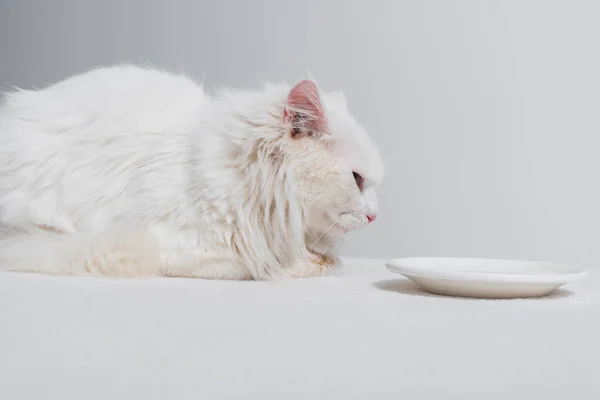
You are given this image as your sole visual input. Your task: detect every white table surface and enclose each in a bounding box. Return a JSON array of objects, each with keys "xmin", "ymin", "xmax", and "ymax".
[{"xmin": 1, "ymin": 258, "xmax": 599, "ymax": 400}]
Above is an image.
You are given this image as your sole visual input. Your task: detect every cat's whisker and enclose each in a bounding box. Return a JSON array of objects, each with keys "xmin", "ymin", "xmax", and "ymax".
[
  {"xmin": 309, "ymin": 222, "xmax": 336, "ymax": 249},
  {"xmin": 331, "ymin": 233, "xmax": 343, "ymax": 254},
  {"xmin": 322, "ymin": 226, "xmax": 343, "ymax": 256},
  {"xmin": 319, "ymin": 233, "xmax": 334, "ymax": 257}
]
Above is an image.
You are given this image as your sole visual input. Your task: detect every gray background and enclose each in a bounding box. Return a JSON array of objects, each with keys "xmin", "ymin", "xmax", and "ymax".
[{"xmin": 1, "ymin": 0, "xmax": 598, "ymax": 269}]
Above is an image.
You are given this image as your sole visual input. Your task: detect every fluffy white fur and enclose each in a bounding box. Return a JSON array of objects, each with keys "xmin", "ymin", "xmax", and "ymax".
[{"xmin": 0, "ymin": 66, "xmax": 383, "ymax": 279}]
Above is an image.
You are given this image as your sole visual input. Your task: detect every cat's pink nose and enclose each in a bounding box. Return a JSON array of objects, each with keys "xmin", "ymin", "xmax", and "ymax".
[{"xmin": 367, "ymin": 214, "xmax": 377, "ymax": 223}]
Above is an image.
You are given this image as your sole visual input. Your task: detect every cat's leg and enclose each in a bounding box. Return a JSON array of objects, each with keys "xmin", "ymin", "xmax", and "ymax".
[
  {"xmin": 283, "ymin": 253, "xmax": 338, "ymax": 279},
  {"xmin": 159, "ymin": 251, "xmax": 252, "ymax": 280},
  {"xmin": 152, "ymin": 226, "xmax": 252, "ymax": 280},
  {"xmin": 151, "ymin": 225, "xmax": 336, "ymax": 280}
]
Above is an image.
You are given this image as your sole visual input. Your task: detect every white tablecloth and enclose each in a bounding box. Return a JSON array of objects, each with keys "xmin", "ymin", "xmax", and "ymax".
[{"xmin": 1, "ymin": 258, "xmax": 599, "ymax": 399}]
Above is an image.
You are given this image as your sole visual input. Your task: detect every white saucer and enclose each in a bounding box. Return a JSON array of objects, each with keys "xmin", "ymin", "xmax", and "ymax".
[{"xmin": 385, "ymin": 257, "xmax": 586, "ymax": 299}]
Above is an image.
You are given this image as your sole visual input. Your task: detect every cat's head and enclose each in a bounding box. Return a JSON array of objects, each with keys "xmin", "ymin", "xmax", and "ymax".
[{"xmin": 279, "ymin": 80, "xmax": 384, "ymax": 237}]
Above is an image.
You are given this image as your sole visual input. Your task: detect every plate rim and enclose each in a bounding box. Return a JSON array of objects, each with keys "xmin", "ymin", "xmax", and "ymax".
[{"xmin": 385, "ymin": 257, "xmax": 587, "ymax": 284}]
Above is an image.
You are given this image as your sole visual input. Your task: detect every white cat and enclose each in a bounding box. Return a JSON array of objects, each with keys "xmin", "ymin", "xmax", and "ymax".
[{"xmin": 0, "ymin": 66, "xmax": 383, "ymax": 279}]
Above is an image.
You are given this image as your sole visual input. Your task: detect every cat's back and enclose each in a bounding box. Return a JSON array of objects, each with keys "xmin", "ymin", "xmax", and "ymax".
[
  {"xmin": 0, "ymin": 65, "xmax": 209, "ymax": 175},
  {"xmin": 0, "ymin": 65, "xmax": 208, "ymax": 134},
  {"xmin": 0, "ymin": 66, "xmax": 209, "ymax": 229}
]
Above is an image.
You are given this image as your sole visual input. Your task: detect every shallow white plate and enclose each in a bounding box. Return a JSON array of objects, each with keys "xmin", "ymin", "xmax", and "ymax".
[{"xmin": 385, "ymin": 257, "xmax": 586, "ymax": 299}]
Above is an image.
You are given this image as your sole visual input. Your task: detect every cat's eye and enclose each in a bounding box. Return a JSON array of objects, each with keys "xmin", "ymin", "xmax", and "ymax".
[{"xmin": 352, "ymin": 171, "xmax": 364, "ymax": 191}]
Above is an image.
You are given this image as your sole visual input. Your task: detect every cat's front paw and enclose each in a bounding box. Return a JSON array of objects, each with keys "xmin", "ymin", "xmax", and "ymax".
[{"xmin": 286, "ymin": 253, "xmax": 337, "ymax": 279}]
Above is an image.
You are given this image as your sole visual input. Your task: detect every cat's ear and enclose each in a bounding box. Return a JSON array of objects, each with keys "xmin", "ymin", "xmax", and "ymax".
[{"xmin": 283, "ymin": 80, "xmax": 327, "ymax": 138}]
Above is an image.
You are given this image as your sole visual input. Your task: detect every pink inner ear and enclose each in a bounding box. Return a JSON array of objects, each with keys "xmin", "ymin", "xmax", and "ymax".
[{"xmin": 284, "ymin": 80, "xmax": 326, "ymax": 131}]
